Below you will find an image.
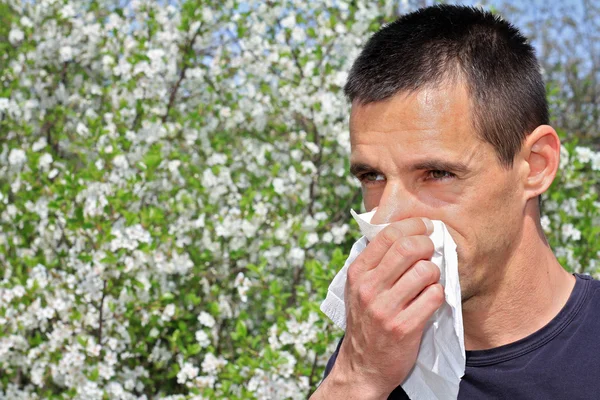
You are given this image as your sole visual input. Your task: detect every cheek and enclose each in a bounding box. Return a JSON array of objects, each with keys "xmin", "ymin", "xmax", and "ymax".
[
  {"xmin": 362, "ymin": 182, "xmax": 462, "ymax": 212},
  {"xmin": 449, "ymin": 180, "xmax": 521, "ymax": 277},
  {"xmin": 361, "ymin": 185, "xmax": 384, "ymax": 209}
]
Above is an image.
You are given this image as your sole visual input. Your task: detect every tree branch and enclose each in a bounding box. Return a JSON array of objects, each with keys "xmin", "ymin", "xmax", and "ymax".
[
  {"xmin": 162, "ymin": 30, "xmax": 202, "ymax": 123},
  {"xmin": 98, "ymin": 279, "xmax": 108, "ymax": 348},
  {"xmin": 306, "ymin": 351, "xmax": 320, "ymax": 399}
]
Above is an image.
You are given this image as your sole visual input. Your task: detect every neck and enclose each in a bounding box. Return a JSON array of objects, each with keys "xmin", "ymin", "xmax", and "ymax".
[{"xmin": 462, "ymin": 214, "xmax": 576, "ymax": 351}]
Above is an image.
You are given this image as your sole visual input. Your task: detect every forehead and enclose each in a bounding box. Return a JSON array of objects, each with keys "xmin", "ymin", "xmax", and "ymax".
[{"xmin": 349, "ymin": 84, "xmax": 478, "ymax": 156}]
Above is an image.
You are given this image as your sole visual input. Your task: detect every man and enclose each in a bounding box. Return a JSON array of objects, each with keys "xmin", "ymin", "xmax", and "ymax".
[{"xmin": 311, "ymin": 5, "xmax": 600, "ymax": 399}]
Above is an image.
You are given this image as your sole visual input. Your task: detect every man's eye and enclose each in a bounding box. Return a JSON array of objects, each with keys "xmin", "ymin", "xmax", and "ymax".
[
  {"xmin": 427, "ymin": 170, "xmax": 455, "ymax": 180},
  {"xmin": 359, "ymin": 172, "xmax": 386, "ymax": 184}
]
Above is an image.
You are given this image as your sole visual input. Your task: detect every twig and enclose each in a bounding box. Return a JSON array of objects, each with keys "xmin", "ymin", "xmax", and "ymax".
[
  {"xmin": 98, "ymin": 280, "xmax": 108, "ymax": 348},
  {"xmin": 330, "ymin": 190, "xmax": 362, "ymax": 224},
  {"xmin": 161, "ymin": 29, "xmax": 201, "ymax": 123},
  {"xmin": 282, "ymin": 24, "xmax": 305, "ymax": 80},
  {"xmin": 306, "ymin": 351, "xmax": 320, "ymax": 399},
  {"xmin": 295, "ymin": 112, "xmax": 322, "ymax": 216}
]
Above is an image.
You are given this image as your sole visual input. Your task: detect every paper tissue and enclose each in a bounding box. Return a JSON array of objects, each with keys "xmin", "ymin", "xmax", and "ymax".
[{"xmin": 320, "ymin": 209, "xmax": 465, "ymax": 400}]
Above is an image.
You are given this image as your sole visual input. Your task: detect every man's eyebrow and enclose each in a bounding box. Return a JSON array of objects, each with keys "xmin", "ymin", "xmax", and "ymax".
[
  {"xmin": 410, "ymin": 160, "xmax": 470, "ymax": 173},
  {"xmin": 349, "ymin": 163, "xmax": 382, "ymax": 177}
]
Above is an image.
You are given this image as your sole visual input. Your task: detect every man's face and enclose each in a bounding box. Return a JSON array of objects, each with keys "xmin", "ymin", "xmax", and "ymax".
[{"xmin": 349, "ymin": 84, "xmax": 527, "ymax": 304}]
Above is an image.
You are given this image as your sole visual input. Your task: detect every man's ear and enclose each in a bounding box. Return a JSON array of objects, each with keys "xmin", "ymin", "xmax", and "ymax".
[{"xmin": 521, "ymin": 125, "xmax": 561, "ymax": 200}]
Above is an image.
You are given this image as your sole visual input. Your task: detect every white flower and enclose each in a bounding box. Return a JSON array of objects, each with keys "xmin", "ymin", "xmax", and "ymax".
[
  {"xmin": 109, "ymin": 223, "xmax": 151, "ymax": 251},
  {"xmin": 272, "ymin": 178, "xmax": 285, "ymax": 194},
  {"xmin": 218, "ymin": 295, "xmax": 233, "ymax": 319},
  {"xmin": 202, "ymin": 7, "xmax": 214, "ymax": 21},
  {"xmin": 48, "ymin": 168, "xmax": 59, "ymax": 179},
  {"xmin": 32, "ymin": 137, "xmax": 47, "ymax": 152},
  {"xmin": 76, "ymin": 122, "xmax": 89, "ymax": 136},
  {"xmin": 198, "ymin": 311, "xmax": 215, "ymax": 328},
  {"xmin": 201, "ymin": 352, "xmax": 227, "ymax": 375},
  {"xmin": 331, "ymin": 224, "xmax": 350, "ymax": 244},
  {"xmin": 177, "ymin": 362, "xmax": 199, "ymax": 384},
  {"xmin": 206, "ymin": 153, "xmax": 227, "ymax": 166},
  {"xmin": 540, "ymin": 215, "xmax": 551, "ymax": 233},
  {"xmin": 167, "ymin": 159, "xmax": 181, "ymax": 173},
  {"xmin": 31, "ymin": 364, "xmax": 45, "ymax": 386},
  {"xmin": 281, "ymin": 14, "xmax": 296, "ymax": 29},
  {"xmin": 333, "ymin": 70, "xmax": 348, "ymax": 87},
  {"xmin": 194, "ymin": 375, "xmax": 216, "ymax": 389},
  {"xmin": 87, "ymin": 343, "xmax": 102, "ymax": 357},
  {"xmin": 559, "ymin": 145, "xmax": 569, "ymax": 170},
  {"xmin": 112, "ymin": 154, "xmax": 129, "ymax": 169},
  {"xmin": 305, "ymin": 232, "xmax": 319, "ymax": 247},
  {"xmin": 219, "ymin": 107, "xmax": 231, "ymax": 118},
  {"xmin": 314, "ymin": 211, "xmax": 328, "ymax": 221},
  {"xmin": 575, "ymin": 146, "xmax": 593, "ymax": 163},
  {"xmin": 60, "ymin": 4, "xmax": 76, "ymax": 18},
  {"xmin": 8, "ymin": 27, "xmax": 24, "ymax": 45},
  {"xmin": 38, "ymin": 153, "xmax": 53, "ymax": 171},
  {"xmin": 8, "ymin": 148, "xmax": 27, "ymax": 166},
  {"xmin": 202, "ymin": 169, "xmax": 218, "ymax": 187},
  {"xmin": 291, "ymin": 149, "xmax": 302, "ymax": 161},
  {"xmin": 289, "ymin": 247, "xmax": 305, "ymax": 266},
  {"xmin": 562, "ymin": 223, "xmax": 581, "ymax": 241},
  {"xmin": 162, "ymin": 304, "xmax": 176, "ymax": 321},
  {"xmin": 305, "ymin": 142, "xmax": 319, "ymax": 154},
  {"xmin": 234, "ymin": 272, "xmax": 251, "ymax": 302},
  {"xmin": 591, "ymin": 152, "xmax": 600, "ymax": 171},
  {"xmin": 20, "ymin": 16, "xmax": 33, "ymax": 28},
  {"xmin": 291, "ymin": 26, "xmax": 306, "ymax": 42},
  {"xmin": 241, "ymin": 219, "xmax": 258, "ymax": 238},
  {"xmin": 195, "ymin": 330, "xmax": 210, "ymax": 348},
  {"xmin": 189, "ymin": 20, "xmax": 201, "ymax": 34},
  {"xmin": 59, "ymin": 46, "xmax": 74, "ymax": 62}
]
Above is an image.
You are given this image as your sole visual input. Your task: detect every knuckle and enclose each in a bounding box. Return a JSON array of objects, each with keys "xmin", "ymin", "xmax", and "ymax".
[
  {"xmin": 382, "ymin": 319, "xmax": 397, "ymax": 334},
  {"xmin": 379, "ymin": 226, "xmax": 400, "ymax": 248},
  {"xmin": 346, "ymin": 265, "xmax": 359, "ymax": 286},
  {"xmin": 369, "ymin": 307, "xmax": 387, "ymax": 325},
  {"xmin": 420, "ymin": 236, "xmax": 435, "ymax": 255},
  {"xmin": 391, "ymin": 237, "xmax": 416, "ymax": 259},
  {"xmin": 391, "ymin": 317, "xmax": 413, "ymax": 338},
  {"xmin": 428, "ymin": 284, "xmax": 445, "ymax": 305},
  {"xmin": 347, "ymin": 257, "xmax": 368, "ymax": 286},
  {"xmin": 357, "ymin": 284, "xmax": 374, "ymax": 306},
  {"xmin": 414, "ymin": 261, "xmax": 440, "ymax": 283}
]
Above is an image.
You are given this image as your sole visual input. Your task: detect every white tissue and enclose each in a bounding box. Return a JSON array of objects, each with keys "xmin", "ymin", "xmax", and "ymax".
[{"xmin": 320, "ymin": 209, "xmax": 465, "ymax": 400}]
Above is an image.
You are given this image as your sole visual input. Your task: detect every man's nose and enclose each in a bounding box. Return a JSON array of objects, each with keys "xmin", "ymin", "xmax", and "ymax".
[{"xmin": 370, "ymin": 181, "xmax": 420, "ymax": 225}]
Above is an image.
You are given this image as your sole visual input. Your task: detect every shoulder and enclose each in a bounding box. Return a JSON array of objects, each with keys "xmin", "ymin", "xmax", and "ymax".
[
  {"xmin": 576, "ymin": 273, "xmax": 600, "ymax": 293},
  {"xmin": 570, "ymin": 273, "xmax": 600, "ymax": 316}
]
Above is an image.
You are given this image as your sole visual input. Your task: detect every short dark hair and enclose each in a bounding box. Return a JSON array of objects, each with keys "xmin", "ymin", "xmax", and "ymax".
[{"xmin": 344, "ymin": 5, "xmax": 548, "ymax": 168}]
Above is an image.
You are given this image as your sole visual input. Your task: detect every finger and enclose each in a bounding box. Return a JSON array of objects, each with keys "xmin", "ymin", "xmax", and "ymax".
[
  {"xmin": 351, "ymin": 217, "xmax": 434, "ymax": 275},
  {"xmin": 379, "ymin": 260, "xmax": 440, "ymax": 311},
  {"xmin": 367, "ymin": 235, "xmax": 435, "ymax": 289},
  {"xmin": 396, "ymin": 283, "xmax": 445, "ymax": 332}
]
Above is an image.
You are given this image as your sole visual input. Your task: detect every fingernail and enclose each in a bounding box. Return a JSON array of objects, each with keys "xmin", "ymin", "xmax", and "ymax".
[{"xmin": 421, "ymin": 218, "xmax": 434, "ymax": 234}]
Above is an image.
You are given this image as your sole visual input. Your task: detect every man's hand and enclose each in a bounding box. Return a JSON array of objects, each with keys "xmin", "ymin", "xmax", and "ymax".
[{"xmin": 311, "ymin": 217, "xmax": 444, "ymax": 399}]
